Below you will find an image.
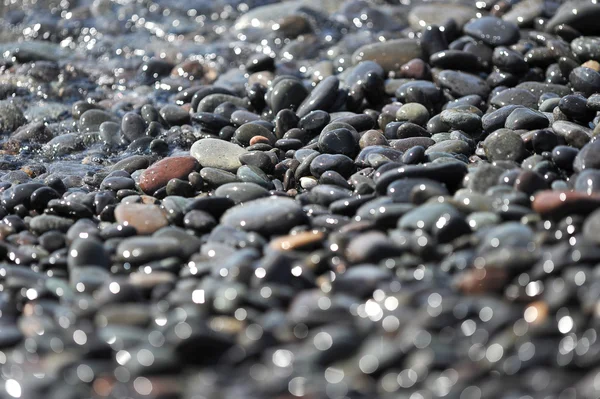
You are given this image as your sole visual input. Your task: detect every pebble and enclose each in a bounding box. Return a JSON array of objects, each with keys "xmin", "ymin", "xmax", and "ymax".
[
  {"xmin": 190, "ymin": 138, "xmax": 247, "ymax": 172},
  {"xmin": 464, "ymin": 16, "xmax": 520, "ymax": 47},
  {"xmin": 352, "ymin": 39, "xmax": 423, "ymax": 74},
  {"xmin": 482, "ymin": 128, "xmax": 527, "ymax": 161},
  {"xmin": 221, "ymin": 197, "xmax": 307, "ymax": 236},
  {"xmin": 138, "ymin": 156, "xmax": 199, "ymax": 195},
  {"xmin": 114, "ymin": 203, "xmax": 169, "ymax": 234}
]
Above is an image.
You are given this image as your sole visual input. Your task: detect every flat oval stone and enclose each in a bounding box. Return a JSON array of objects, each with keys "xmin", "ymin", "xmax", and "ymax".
[
  {"xmin": 116, "ymin": 237, "xmax": 181, "ymax": 264},
  {"xmin": 139, "ymin": 156, "xmax": 199, "ymax": 195},
  {"xmin": 533, "ymin": 190, "xmax": 600, "ymax": 218},
  {"xmin": 352, "ymin": 39, "xmax": 423, "ymax": 74},
  {"xmin": 215, "ymin": 182, "xmax": 269, "ymax": 204},
  {"xmin": 464, "ymin": 16, "xmax": 520, "ymax": 47},
  {"xmin": 375, "ymin": 161, "xmax": 468, "ymax": 194},
  {"xmin": 29, "ymin": 214, "xmax": 74, "ymax": 234},
  {"xmin": 490, "ymin": 88, "xmax": 537, "ymax": 109},
  {"xmin": 437, "ymin": 70, "xmax": 491, "ymax": 98},
  {"xmin": 190, "ymin": 138, "xmax": 248, "ymax": 172},
  {"xmin": 269, "ymin": 230, "xmax": 325, "ymax": 251},
  {"xmin": 505, "ymin": 108, "xmax": 549, "ymax": 130},
  {"xmin": 114, "ymin": 203, "xmax": 168, "ymax": 235},
  {"xmin": 221, "ymin": 197, "xmax": 307, "ymax": 236}
]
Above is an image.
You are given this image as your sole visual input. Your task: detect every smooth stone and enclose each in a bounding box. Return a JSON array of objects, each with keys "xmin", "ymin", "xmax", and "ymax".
[
  {"xmin": 375, "ymin": 161, "xmax": 468, "ymax": 194},
  {"xmin": 110, "ymin": 155, "xmax": 151, "ymax": 174},
  {"xmin": 440, "ymin": 109, "xmax": 481, "ymax": 133},
  {"xmin": 569, "ymin": 67, "xmax": 600, "ymax": 97},
  {"xmin": 159, "ymin": 104, "xmax": 190, "ymax": 126},
  {"xmin": 430, "ymin": 50, "xmax": 479, "ymax": 71},
  {"xmin": 467, "ymin": 163, "xmax": 505, "ymax": 193},
  {"xmin": 559, "ymin": 94, "xmax": 594, "ymax": 122},
  {"xmin": 236, "ymin": 165, "xmax": 273, "ymax": 189},
  {"xmin": 234, "ymin": 123, "xmax": 276, "ymax": 146},
  {"xmin": 29, "ymin": 214, "xmax": 74, "ymax": 234},
  {"xmin": 552, "ymin": 121, "xmax": 591, "ymax": 149},
  {"xmin": 269, "ymin": 230, "xmax": 325, "ymax": 251},
  {"xmin": 200, "ymin": 168, "xmax": 239, "ymax": 187},
  {"xmin": 533, "ymin": 190, "xmax": 600, "ymax": 218},
  {"xmin": 505, "ymin": 108, "xmax": 549, "ymax": 130},
  {"xmin": 545, "ymin": 1, "xmax": 600, "ymax": 35},
  {"xmin": 424, "ymin": 140, "xmax": 471, "ymax": 156},
  {"xmin": 398, "ymin": 202, "xmax": 462, "ymax": 232},
  {"xmin": 114, "ymin": 203, "xmax": 168, "ymax": 235},
  {"xmin": 387, "ymin": 178, "xmax": 448, "ymax": 203},
  {"xmin": 490, "ymin": 88, "xmax": 537, "ymax": 109},
  {"xmin": 572, "ymin": 36, "xmax": 600, "ymax": 62},
  {"xmin": 221, "ymin": 197, "xmax": 307, "ymax": 236},
  {"xmin": 482, "ymin": 128, "xmax": 527, "ymax": 162},
  {"xmin": 482, "ymin": 105, "xmax": 524, "ymax": 133},
  {"xmin": 197, "ymin": 94, "xmax": 250, "ymax": 113},
  {"xmin": 139, "ymin": 156, "xmax": 199, "ymax": 195},
  {"xmin": 351, "ymin": 39, "xmax": 423, "ymax": 74},
  {"xmin": 552, "ymin": 145, "xmax": 579, "ymax": 170},
  {"xmin": 466, "ymin": 212, "xmax": 500, "ymax": 231},
  {"xmin": 318, "ymin": 128, "xmax": 356, "ymax": 157},
  {"xmin": 575, "ymin": 170, "xmax": 600, "ymax": 195},
  {"xmin": 345, "ymin": 231, "xmax": 402, "ymax": 263},
  {"xmin": 310, "ymin": 154, "xmax": 355, "ymax": 178},
  {"xmin": 396, "ymin": 103, "xmax": 430, "ymax": 126},
  {"xmin": 464, "ymin": 16, "xmax": 520, "ymax": 47},
  {"xmin": 116, "ymin": 237, "xmax": 181, "ymax": 264},
  {"xmin": 268, "ymin": 78, "xmax": 308, "ymax": 114},
  {"xmin": 190, "ymin": 138, "xmax": 247, "ymax": 172},
  {"xmin": 492, "ymin": 46, "xmax": 528, "ymax": 74},
  {"xmin": 183, "ymin": 210, "xmax": 217, "ymax": 233},
  {"xmin": 215, "ymin": 182, "xmax": 269, "ymax": 204},
  {"xmin": 391, "ymin": 137, "xmax": 435, "ymax": 152},
  {"xmin": 68, "ymin": 237, "xmax": 109, "ymax": 269},
  {"xmin": 10, "ymin": 122, "xmax": 53, "ymax": 143},
  {"xmin": 515, "ymin": 82, "xmax": 571, "ymax": 100},
  {"xmin": 121, "ymin": 112, "xmax": 146, "ymax": 142},
  {"xmin": 478, "ymin": 222, "xmax": 534, "ymax": 253},
  {"xmin": 78, "ymin": 109, "xmax": 118, "ymax": 133},
  {"xmin": 437, "ymin": 70, "xmax": 490, "ymax": 98},
  {"xmin": 574, "ymin": 140, "xmax": 600, "ymax": 172},
  {"xmin": 296, "ymin": 76, "xmax": 340, "ymax": 118}
]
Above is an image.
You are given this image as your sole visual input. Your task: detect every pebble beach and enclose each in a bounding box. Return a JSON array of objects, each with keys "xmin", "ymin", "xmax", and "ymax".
[{"xmin": 1, "ymin": 0, "xmax": 600, "ymax": 398}]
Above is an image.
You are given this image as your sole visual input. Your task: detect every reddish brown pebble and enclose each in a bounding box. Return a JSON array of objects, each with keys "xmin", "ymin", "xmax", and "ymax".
[
  {"xmin": 249, "ymin": 135, "xmax": 270, "ymax": 146},
  {"xmin": 139, "ymin": 156, "xmax": 199, "ymax": 194},
  {"xmin": 398, "ymin": 58, "xmax": 431, "ymax": 80},
  {"xmin": 269, "ymin": 231, "xmax": 325, "ymax": 251},
  {"xmin": 532, "ymin": 190, "xmax": 600, "ymax": 218},
  {"xmin": 582, "ymin": 60, "xmax": 600, "ymax": 72},
  {"xmin": 455, "ymin": 267, "xmax": 509, "ymax": 294}
]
